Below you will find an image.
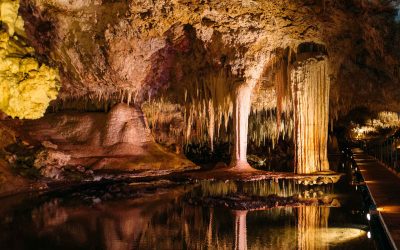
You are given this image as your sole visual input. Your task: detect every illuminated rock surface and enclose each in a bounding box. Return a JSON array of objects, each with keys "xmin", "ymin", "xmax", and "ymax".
[
  {"xmin": 14, "ymin": 103, "xmax": 196, "ymax": 174},
  {"xmin": 0, "ymin": 0, "xmax": 60, "ymax": 119},
  {"xmin": 291, "ymin": 55, "xmax": 330, "ymax": 174}
]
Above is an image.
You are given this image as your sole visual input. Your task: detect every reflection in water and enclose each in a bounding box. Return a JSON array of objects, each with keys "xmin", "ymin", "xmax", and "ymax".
[
  {"xmin": 199, "ymin": 179, "xmax": 334, "ymax": 198},
  {"xmin": 32, "ymin": 199, "xmax": 68, "ymax": 228},
  {"xmin": 297, "ymin": 206, "xmax": 330, "ymax": 250},
  {"xmin": 234, "ymin": 206, "xmax": 367, "ymax": 250},
  {"xmin": 234, "ymin": 210, "xmax": 247, "ymax": 250},
  {"xmin": 0, "ymin": 181, "xmax": 373, "ymax": 250}
]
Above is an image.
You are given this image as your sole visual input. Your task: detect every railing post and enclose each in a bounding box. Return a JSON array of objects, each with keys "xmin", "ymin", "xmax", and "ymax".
[
  {"xmin": 383, "ymin": 140, "xmax": 386, "ymax": 164},
  {"xmin": 391, "ymin": 138, "xmax": 394, "ymax": 168},
  {"xmin": 395, "ymin": 139, "xmax": 398, "ymax": 170}
]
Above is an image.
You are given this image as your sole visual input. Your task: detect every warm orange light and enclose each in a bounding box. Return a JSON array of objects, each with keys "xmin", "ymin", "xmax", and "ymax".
[{"xmin": 377, "ymin": 206, "xmax": 400, "ymax": 213}]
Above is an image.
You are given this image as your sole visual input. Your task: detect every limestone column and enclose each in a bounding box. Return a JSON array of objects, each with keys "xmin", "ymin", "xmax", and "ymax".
[
  {"xmin": 230, "ymin": 84, "xmax": 253, "ymax": 169},
  {"xmin": 229, "ymin": 54, "xmax": 266, "ymax": 170},
  {"xmin": 291, "ymin": 55, "xmax": 330, "ymax": 174}
]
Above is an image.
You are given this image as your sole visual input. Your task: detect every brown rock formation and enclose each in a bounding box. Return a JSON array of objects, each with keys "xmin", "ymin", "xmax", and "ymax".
[{"xmin": 14, "ymin": 103, "xmax": 196, "ymax": 174}]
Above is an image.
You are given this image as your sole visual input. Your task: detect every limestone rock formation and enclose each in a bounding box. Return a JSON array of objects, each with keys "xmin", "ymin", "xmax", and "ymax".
[
  {"xmin": 291, "ymin": 55, "xmax": 330, "ymax": 174},
  {"xmin": 0, "ymin": 0, "xmax": 398, "ymax": 180},
  {"xmin": 0, "ymin": 0, "xmax": 60, "ymax": 119},
  {"xmin": 18, "ymin": 103, "xmax": 196, "ymax": 173},
  {"xmin": 33, "ymin": 149, "xmax": 71, "ymax": 179}
]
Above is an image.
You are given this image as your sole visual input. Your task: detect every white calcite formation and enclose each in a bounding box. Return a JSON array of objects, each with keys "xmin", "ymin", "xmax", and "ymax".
[{"xmin": 291, "ymin": 55, "xmax": 330, "ymax": 174}]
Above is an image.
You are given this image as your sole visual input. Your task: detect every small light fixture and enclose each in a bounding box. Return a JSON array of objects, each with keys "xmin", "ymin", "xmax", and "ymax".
[
  {"xmin": 367, "ymin": 231, "xmax": 371, "ymax": 239},
  {"xmin": 366, "ymin": 213, "xmax": 370, "ymax": 221}
]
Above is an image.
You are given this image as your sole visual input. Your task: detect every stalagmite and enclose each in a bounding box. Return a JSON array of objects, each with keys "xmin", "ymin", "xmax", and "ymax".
[{"xmin": 291, "ymin": 55, "xmax": 330, "ymax": 174}]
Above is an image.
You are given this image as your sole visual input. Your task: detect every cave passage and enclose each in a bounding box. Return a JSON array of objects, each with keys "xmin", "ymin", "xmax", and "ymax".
[{"xmin": 0, "ymin": 0, "xmax": 399, "ymax": 249}]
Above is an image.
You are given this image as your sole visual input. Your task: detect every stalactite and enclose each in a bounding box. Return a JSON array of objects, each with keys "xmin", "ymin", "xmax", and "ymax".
[
  {"xmin": 162, "ymin": 69, "xmax": 235, "ymax": 148},
  {"xmin": 208, "ymin": 100, "xmax": 215, "ymax": 152},
  {"xmin": 291, "ymin": 55, "xmax": 330, "ymax": 174},
  {"xmin": 52, "ymin": 88, "xmax": 139, "ymax": 113},
  {"xmin": 248, "ymin": 108, "xmax": 293, "ymax": 148},
  {"xmin": 275, "ymin": 55, "xmax": 291, "ymax": 131}
]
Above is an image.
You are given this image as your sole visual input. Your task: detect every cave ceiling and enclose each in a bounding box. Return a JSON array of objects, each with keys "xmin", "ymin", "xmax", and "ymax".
[{"xmin": 17, "ymin": 0, "xmax": 400, "ymax": 117}]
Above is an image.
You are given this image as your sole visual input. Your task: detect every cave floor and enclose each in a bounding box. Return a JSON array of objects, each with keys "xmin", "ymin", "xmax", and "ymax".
[{"xmin": 352, "ymin": 148, "xmax": 400, "ymax": 249}]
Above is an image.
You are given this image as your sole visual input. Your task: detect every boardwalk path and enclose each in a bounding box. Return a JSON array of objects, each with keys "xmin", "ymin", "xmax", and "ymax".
[{"xmin": 353, "ymin": 148, "xmax": 400, "ymax": 249}]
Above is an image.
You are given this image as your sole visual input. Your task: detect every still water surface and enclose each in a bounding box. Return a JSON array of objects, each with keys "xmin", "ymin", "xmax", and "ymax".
[{"xmin": 0, "ymin": 176, "xmax": 380, "ymax": 250}]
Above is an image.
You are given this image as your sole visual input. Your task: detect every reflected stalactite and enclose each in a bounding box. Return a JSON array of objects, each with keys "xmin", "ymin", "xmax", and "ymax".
[
  {"xmin": 198, "ymin": 179, "xmax": 334, "ymax": 198},
  {"xmin": 291, "ymin": 55, "xmax": 330, "ymax": 174},
  {"xmin": 234, "ymin": 210, "xmax": 248, "ymax": 250},
  {"xmin": 31, "ymin": 199, "xmax": 68, "ymax": 229},
  {"xmin": 297, "ymin": 206, "xmax": 330, "ymax": 250},
  {"xmin": 207, "ymin": 207, "xmax": 214, "ymax": 249}
]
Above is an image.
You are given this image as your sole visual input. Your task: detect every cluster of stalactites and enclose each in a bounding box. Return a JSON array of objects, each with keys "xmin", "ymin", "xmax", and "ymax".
[
  {"xmin": 140, "ymin": 49, "xmax": 330, "ymax": 161},
  {"xmin": 141, "ymin": 98, "xmax": 183, "ymax": 139},
  {"xmin": 350, "ymin": 111, "xmax": 400, "ymax": 140},
  {"xmin": 183, "ymin": 70, "xmax": 235, "ymax": 150},
  {"xmin": 141, "ymin": 55, "xmax": 298, "ymax": 151},
  {"xmin": 248, "ymin": 50, "xmax": 295, "ymax": 148},
  {"xmin": 248, "ymin": 108, "xmax": 294, "ymax": 148},
  {"xmin": 53, "ymin": 89, "xmax": 140, "ymax": 112},
  {"xmin": 272, "ymin": 51, "xmax": 293, "ymax": 130}
]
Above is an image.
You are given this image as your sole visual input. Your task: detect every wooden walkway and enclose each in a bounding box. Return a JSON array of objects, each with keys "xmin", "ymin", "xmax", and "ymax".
[{"xmin": 352, "ymin": 148, "xmax": 400, "ymax": 249}]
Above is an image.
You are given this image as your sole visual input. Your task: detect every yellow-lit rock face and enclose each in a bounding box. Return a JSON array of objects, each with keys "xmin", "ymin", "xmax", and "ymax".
[
  {"xmin": 0, "ymin": 0, "xmax": 59, "ymax": 119},
  {"xmin": 0, "ymin": 0, "xmax": 24, "ymax": 36}
]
